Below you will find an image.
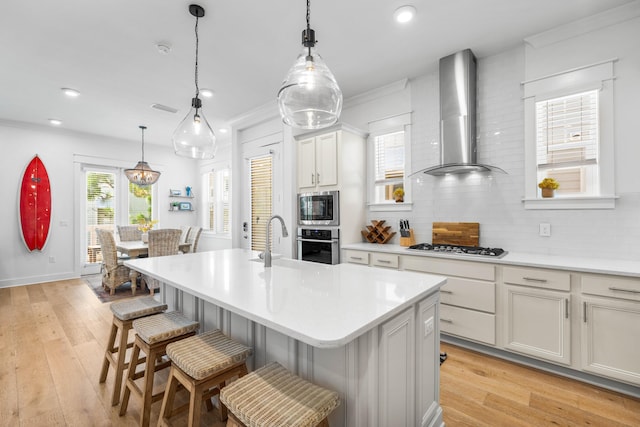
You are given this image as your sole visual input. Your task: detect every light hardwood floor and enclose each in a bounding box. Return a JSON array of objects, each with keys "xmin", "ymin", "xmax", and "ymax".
[{"xmin": 1, "ymin": 278, "xmax": 639, "ymax": 426}]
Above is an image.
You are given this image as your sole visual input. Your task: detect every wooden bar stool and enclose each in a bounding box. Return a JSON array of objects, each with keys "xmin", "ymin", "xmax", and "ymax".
[
  {"xmin": 159, "ymin": 329, "xmax": 253, "ymax": 427},
  {"xmin": 119, "ymin": 311, "xmax": 199, "ymax": 427},
  {"xmin": 99, "ymin": 296, "xmax": 168, "ymax": 406},
  {"xmin": 219, "ymin": 362, "xmax": 340, "ymax": 427}
]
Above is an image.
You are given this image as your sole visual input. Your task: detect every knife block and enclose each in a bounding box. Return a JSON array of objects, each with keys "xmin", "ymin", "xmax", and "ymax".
[{"xmin": 399, "ymin": 229, "xmax": 416, "ymax": 247}]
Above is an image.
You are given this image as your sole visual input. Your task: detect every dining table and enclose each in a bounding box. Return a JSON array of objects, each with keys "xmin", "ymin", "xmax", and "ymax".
[{"xmin": 116, "ymin": 240, "xmax": 192, "ymax": 258}]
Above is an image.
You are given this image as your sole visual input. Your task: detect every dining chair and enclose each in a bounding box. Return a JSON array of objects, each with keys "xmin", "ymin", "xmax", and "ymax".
[
  {"xmin": 143, "ymin": 229, "xmax": 182, "ymax": 295},
  {"xmin": 179, "ymin": 225, "xmax": 191, "ymax": 244},
  {"xmin": 117, "ymin": 225, "xmax": 142, "ymax": 242},
  {"xmin": 185, "ymin": 226, "xmax": 202, "ymax": 253},
  {"xmin": 96, "ymin": 229, "xmax": 136, "ymax": 295}
]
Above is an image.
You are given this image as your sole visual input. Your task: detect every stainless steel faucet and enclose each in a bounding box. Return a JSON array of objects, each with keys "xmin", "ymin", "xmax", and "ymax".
[{"xmin": 264, "ymin": 214, "xmax": 288, "ymax": 267}]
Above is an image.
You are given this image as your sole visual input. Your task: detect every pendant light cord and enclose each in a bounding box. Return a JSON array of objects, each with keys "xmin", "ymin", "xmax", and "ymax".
[
  {"xmin": 194, "ymin": 15, "xmax": 200, "ymax": 99},
  {"xmin": 140, "ymin": 126, "xmax": 146, "ymax": 162},
  {"xmin": 306, "ymin": 0, "xmax": 312, "ymax": 57}
]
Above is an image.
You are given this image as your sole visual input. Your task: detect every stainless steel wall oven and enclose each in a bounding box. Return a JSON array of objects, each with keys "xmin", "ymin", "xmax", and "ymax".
[{"xmin": 296, "ymin": 228, "xmax": 340, "ymax": 265}]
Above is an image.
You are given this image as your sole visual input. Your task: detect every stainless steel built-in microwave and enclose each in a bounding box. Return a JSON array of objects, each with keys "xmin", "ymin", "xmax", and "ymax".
[{"xmin": 297, "ymin": 191, "xmax": 339, "ymax": 226}]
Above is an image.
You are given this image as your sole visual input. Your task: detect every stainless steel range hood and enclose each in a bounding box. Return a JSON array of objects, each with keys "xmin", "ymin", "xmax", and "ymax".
[{"xmin": 415, "ymin": 49, "xmax": 505, "ymax": 176}]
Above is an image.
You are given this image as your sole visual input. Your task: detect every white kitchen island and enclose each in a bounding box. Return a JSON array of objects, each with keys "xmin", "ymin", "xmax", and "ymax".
[{"xmin": 125, "ymin": 248, "xmax": 446, "ymax": 427}]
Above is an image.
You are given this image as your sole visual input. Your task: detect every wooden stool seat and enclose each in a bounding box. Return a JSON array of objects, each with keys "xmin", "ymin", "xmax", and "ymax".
[
  {"xmin": 159, "ymin": 329, "xmax": 253, "ymax": 427},
  {"xmin": 99, "ymin": 297, "xmax": 167, "ymax": 406},
  {"xmin": 119, "ymin": 311, "xmax": 199, "ymax": 427},
  {"xmin": 219, "ymin": 362, "xmax": 340, "ymax": 427}
]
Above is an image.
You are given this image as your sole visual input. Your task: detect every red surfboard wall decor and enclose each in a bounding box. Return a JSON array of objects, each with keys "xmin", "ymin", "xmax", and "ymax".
[{"xmin": 19, "ymin": 155, "xmax": 52, "ymax": 251}]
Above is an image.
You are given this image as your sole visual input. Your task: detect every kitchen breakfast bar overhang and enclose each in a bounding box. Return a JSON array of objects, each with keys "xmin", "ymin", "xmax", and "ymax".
[{"xmin": 125, "ymin": 249, "xmax": 446, "ymax": 426}]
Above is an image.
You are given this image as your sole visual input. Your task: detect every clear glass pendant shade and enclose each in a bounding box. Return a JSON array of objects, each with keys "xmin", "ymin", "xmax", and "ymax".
[
  {"xmin": 277, "ymin": 46, "xmax": 342, "ymax": 130},
  {"xmin": 172, "ymin": 98, "xmax": 217, "ymax": 159}
]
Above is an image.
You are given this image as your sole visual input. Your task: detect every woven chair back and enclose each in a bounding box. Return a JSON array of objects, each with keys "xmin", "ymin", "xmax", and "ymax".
[
  {"xmin": 117, "ymin": 225, "xmax": 142, "ymax": 241},
  {"xmin": 148, "ymin": 229, "xmax": 182, "ymax": 257}
]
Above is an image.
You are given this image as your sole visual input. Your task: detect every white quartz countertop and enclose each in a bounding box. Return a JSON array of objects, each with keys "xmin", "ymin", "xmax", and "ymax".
[
  {"xmin": 125, "ymin": 248, "xmax": 445, "ymax": 348},
  {"xmin": 342, "ymin": 243, "xmax": 640, "ymax": 278}
]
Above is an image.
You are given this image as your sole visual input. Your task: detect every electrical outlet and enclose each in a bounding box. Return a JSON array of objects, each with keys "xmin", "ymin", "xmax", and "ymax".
[
  {"xmin": 424, "ymin": 317, "xmax": 434, "ymax": 337},
  {"xmin": 539, "ymin": 223, "xmax": 551, "ymax": 237}
]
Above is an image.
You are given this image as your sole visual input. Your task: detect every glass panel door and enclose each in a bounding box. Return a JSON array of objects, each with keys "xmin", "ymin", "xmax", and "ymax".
[{"xmin": 83, "ymin": 169, "xmax": 116, "ymax": 274}]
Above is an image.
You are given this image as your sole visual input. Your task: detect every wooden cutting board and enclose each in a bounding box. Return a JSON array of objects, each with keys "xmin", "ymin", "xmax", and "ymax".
[{"xmin": 432, "ymin": 222, "xmax": 479, "ymax": 247}]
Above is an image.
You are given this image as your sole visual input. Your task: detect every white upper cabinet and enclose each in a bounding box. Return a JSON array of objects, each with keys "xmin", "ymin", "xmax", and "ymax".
[{"xmin": 297, "ymin": 132, "xmax": 338, "ymax": 191}]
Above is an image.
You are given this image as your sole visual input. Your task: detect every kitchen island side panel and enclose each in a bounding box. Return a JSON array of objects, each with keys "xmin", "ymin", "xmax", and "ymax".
[{"xmin": 160, "ymin": 282, "xmax": 442, "ymax": 427}]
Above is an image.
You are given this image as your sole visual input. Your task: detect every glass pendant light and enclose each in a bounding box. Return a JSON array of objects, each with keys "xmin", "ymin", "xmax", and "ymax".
[
  {"xmin": 173, "ymin": 4, "xmax": 216, "ymax": 159},
  {"xmin": 277, "ymin": 0, "xmax": 342, "ymax": 130},
  {"xmin": 125, "ymin": 126, "xmax": 161, "ymax": 186}
]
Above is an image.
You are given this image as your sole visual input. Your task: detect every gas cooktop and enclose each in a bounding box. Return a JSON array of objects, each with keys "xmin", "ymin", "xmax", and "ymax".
[{"xmin": 408, "ymin": 243, "xmax": 507, "ymax": 258}]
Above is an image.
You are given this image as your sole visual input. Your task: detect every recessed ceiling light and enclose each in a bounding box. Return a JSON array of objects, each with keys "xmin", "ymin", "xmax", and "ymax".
[
  {"xmin": 200, "ymin": 89, "xmax": 214, "ymax": 98},
  {"xmin": 394, "ymin": 5, "xmax": 416, "ymax": 23},
  {"xmin": 48, "ymin": 119, "xmax": 62, "ymax": 126},
  {"xmin": 61, "ymin": 87, "xmax": 80, "ymax": 97}
]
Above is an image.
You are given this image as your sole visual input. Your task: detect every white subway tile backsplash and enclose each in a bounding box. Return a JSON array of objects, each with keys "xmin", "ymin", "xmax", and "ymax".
[{"xmin": 366, "ymin": 46, "xmax": 640, "ymax": 261}]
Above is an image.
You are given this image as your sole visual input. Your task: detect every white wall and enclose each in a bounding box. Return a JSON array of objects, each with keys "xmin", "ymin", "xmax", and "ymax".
[
  {"xmin": 365, "ymin": 15, "xmax": 640, "ymax": 260},
  {"xmin": 0, "ymin": 121, "xmax": 200, "ymax": 287}
]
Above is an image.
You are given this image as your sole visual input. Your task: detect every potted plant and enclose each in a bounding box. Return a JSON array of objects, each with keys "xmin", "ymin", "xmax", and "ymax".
[
  {"xmin": 538, "ymin": 178, "xmax": 559, "ymax": 198},
  {"xmin": 393, "ymin": 187, "xmax": 405, "ymax": 203}
]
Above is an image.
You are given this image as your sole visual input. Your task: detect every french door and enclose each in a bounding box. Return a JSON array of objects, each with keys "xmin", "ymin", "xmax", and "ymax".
[
  {"xmin": 240, "ymin": 135, "xmax": 283, "ymax": 252},
  {"xmin": 80, "ymin": 164, "xmax": 155, "ymax": 275}
]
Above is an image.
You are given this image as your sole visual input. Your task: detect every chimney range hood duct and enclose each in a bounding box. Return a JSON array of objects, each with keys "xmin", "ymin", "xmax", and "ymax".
[{"xmin": 416, "ymin": 49, "xmax": 505, "ymax": 176}]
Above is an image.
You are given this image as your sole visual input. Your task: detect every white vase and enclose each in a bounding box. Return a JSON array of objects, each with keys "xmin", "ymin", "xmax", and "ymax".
[{"xmin": 141, "ymin": 233, "xmax": 148, "ymax": 243}]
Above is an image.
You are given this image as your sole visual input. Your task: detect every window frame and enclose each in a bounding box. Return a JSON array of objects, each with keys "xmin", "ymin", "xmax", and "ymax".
[
  {"xmin": 522, "ymin": 60, "xmax": 616, "ymax": 210},
  {"xmin": 201, "ymin": 162, "xmax": 232, "ymax": 235},
  {"xmin": 367, "ymin": 112, "xmax": 413, "ymax": 212}
]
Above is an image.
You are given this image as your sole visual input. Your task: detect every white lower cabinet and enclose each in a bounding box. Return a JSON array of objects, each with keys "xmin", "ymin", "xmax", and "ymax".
[
  {"xmin": 502, "ymin": 266, "xmax": 571, "ymax": 365},
  {"xmin": 581, "ymin": 274, "xmax": 640, "ymax": 385},
  {"xmin": 403, "ymin": 255, "xmax": 497, "ymax": 345},
  {"xmin": 503, "ymin": 284, "xmax": 571, "ymax": 365}
]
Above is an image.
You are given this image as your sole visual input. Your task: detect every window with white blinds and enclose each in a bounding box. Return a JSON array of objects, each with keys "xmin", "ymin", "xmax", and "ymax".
[
  {"xmin": 205, "ymin": 169, "xmax": 230, "ymax": 233},
  {"xmin": 250, "ymin": 156, "xmax": 272, "ymax": 251},
  {"xmin": 522, "ymin": 59, "xmax": 615, "ymax": 208},
  {"xmin": 535, "ymin": 90, "xmax": 599, "ymax": 195},
  {"xmin": 368, "ymin": 112, "xmax": 411, "ymax": 209}
]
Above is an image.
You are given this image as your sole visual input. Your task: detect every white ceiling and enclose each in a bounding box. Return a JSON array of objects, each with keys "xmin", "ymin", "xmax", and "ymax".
[{"xmin": 0, "ymin": 0, "xmax": 634, "ymax": 148}]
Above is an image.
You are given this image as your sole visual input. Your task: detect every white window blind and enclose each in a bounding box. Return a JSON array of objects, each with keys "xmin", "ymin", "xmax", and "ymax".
[
  {"xmin": 250, "ymin": 156, "xmax": 272, "ymax": 251},
  {"xmin": 536, "ymin": 90, "xmax": 598, "ymax": 171},
  {"xmin": 374, "ymin": 131, "xmax": 405, "ymax": 184},
  {"xmin": 206, "ymin": 169, "xmax": 230, "ymax": 233}
]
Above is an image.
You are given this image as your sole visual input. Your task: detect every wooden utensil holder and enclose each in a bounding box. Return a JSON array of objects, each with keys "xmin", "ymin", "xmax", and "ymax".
[{"xmin": 399, "ymin": 229, "xmax": 416, "ymax": 247}]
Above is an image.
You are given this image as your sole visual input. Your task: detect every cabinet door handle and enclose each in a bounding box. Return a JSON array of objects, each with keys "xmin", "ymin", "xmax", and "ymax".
[
  {"xmin": 565, "ymin": 298, "xmax": 569, "ymax": 319},
  {"xmin": 583, "ymin": 301, "xmax": 587, "ymax": 323},
  {"xmin": 440, "ymin": 290, "xmax": 453, "ymax": 294},
  {"xmin": 311, "ymin": 173, "xmax": 315, "ymax": 184},
  {"xmin": 440, "ymin": 318, "xmax": 453, "ymax": 324},
  {"xmin": 608, "ymin": 286, "xmax": 640, "ymax": 294},
  {"xmin": 523, "ymin": 277, "xmax": 548, "ymax": 283},
  {"xmin": 316, "ymin": 173, "xmax": 320, "ymax": 184}
]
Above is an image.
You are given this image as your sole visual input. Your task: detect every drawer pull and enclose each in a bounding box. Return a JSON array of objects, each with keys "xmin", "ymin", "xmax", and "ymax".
[
  {"xmin": 440, "ymin": 318, "xmax": 453, "ymax": 324},
  {"xmin": 608, "ymin": 287, "xmax": 640, "ymax": 294},
  {"xmin": 377, "ymin": 259, "xmax": 392, "ymax": 264},
  {"xmin": 350, "ymin": 256, "xmax": 363, "ymax": 261},
  {"xmin": 523, "ymin": 277, "xmax": 548, "ymax": 283},
  {"xmin": 440, "ymin": 290, "xmax": 453, "ymax": 294}
]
